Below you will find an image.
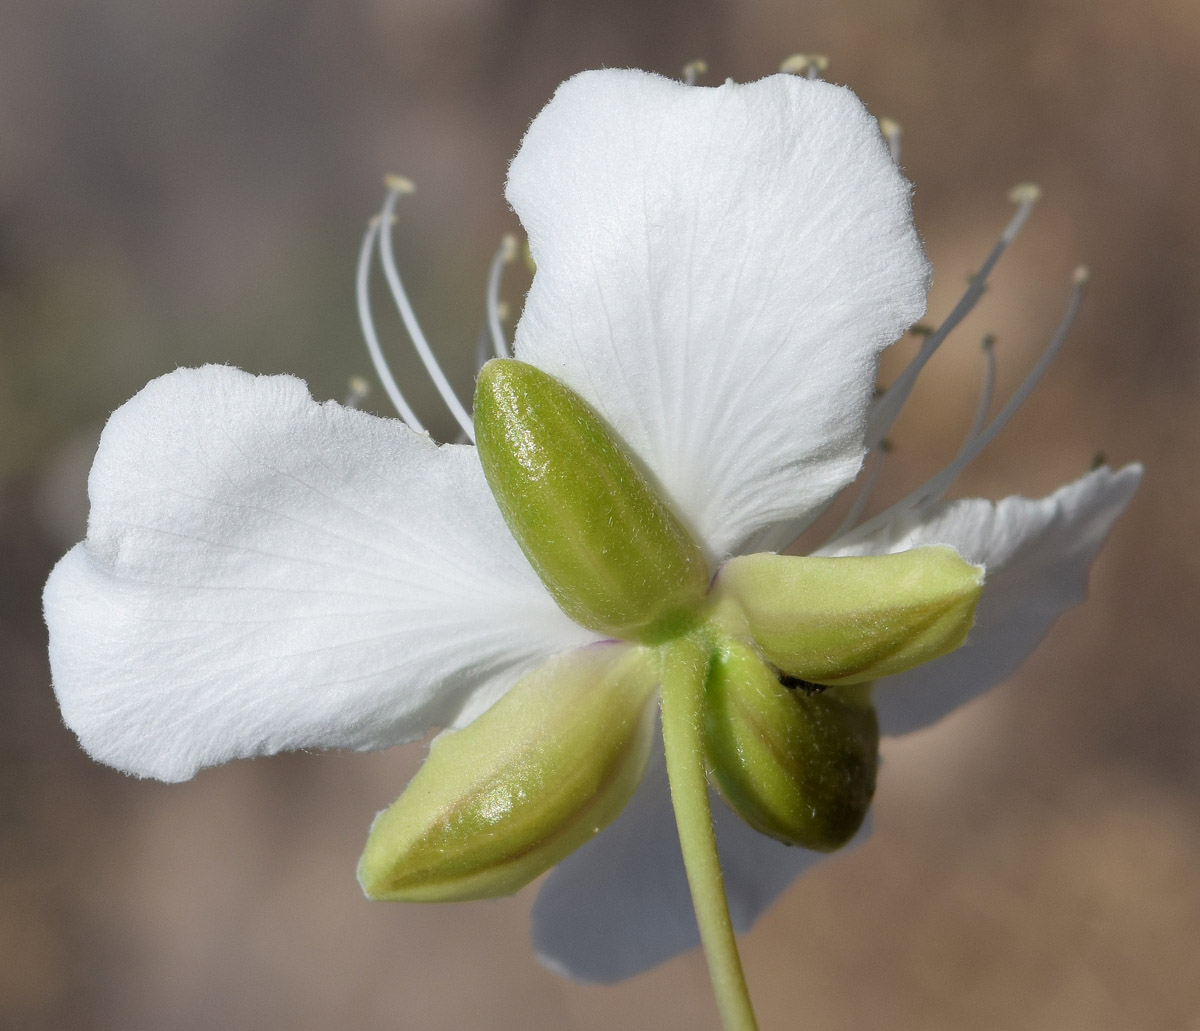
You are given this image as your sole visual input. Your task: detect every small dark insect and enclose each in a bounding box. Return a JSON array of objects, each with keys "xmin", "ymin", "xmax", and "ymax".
[{"xmin": 778, "ymin": 673, "xmax": 826, "ymax": 695}]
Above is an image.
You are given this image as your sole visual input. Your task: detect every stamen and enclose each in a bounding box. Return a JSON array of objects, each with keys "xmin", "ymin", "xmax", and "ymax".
[
  {"xmin": 830, "ymin": 443, "xmax": 890, "ymax": 538},
  {"xmin": 780, "ymin": 53, "xmax": 829, "ymax": 79},
  {"xmin": 343, "ymin": 375, "xmax": 371, "ymax": 410},
  {"xmin": 843, "ymin": 267, "xmax": 1088, "ymax": 542},
  {"xmin": 355, "ymin": 216, "xmax": 427, "ymax": 432},
  {"xmin": 486, "ymin": 234, "xmax": 518, "ymax": 360},
  {"xmin": 682, "ymin": 60, "xmax": 708, "ymax": 86},
  {"xmin": 965, "ymin": 334, "xmax": 997, "ymax": 444},
  {"xmin": 475, "ymin": 323, "xmax": 493, "ymax": 375},
  {"xmin": 866, "ymin": 183, "xmax": 1042, "ymax": 451},
  {"xmin": 878, "ymin": 117, "xmax": 902, "ymax": 164},
  {"xmin": 377, "ymin": 178, "xmax": 476, "ymax": 441}
]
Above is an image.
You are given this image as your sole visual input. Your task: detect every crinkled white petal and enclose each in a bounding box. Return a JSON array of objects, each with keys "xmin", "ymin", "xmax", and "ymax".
[
  {"xmin": 507, "ymin": 69, "xmax": 930, "ymax": 562},
  {"xmin": 43, "ymin": 365, "xmax": 595, "ymax": 782},
  {"xmin": 531, "ymin": 733, "xmax": 860, "ymax": 983},
  {"xmin": 821, "ymin": 465, "xmax": 1142, "ymax": 735}
]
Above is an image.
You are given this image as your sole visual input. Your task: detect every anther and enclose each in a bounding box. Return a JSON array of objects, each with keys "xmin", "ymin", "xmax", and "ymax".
[
  {"xmin": 344, "ymin": 376, "xmax": 371, "ymax": 410},
  {"xmin": 780, "ymin": 54, "xmax": 829, "ymax": 79},
  {"xmin": 878, "ymin": 117, "xmax": 902, "ymax": 164},
  {"xmin": 682, "ymin": 60, "xmax": 708, "ymax": 86}
]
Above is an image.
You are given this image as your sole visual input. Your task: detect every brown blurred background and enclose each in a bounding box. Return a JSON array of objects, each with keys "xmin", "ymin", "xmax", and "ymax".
[{"xmin": 2, "ymin": 1, "xmax": 1197, "ymax": 1028}]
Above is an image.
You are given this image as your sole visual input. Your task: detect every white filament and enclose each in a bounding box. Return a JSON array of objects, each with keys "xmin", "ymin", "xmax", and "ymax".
[
  {"xmin": 866, "ymin": 184, "xmax": 1041, "ymax": 451},
  {"xmin": 830, "ymin": 445, "xmax": 890, "ymax": 539},
  {"xmin": 355, "ymin": 217, "xmax": 426, "ymax": 431},
  {"xmin": 486, "ymin": 234, "xmax": 517, "ymax": 360},
  {"xmin": 377, "ymin": 181, "xmax": 476, "ymax": 441},
  {"xmin": 965, "ymin": 334, "xmax": 997, "ymax": 445},
  {"xmin": 838, "ymin": 267, "xmax": 1088, "ymax": 545}
]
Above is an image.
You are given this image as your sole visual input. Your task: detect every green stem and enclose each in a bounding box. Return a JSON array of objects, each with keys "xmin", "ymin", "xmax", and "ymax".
[{"xmin": 659, "ymin": 636, "xmax": 759, "ymax": 1031}]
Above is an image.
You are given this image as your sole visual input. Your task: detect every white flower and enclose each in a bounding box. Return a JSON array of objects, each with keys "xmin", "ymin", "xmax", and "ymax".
[{"xmin": 43, "ymin": 68, "xmax": 1140, "ymax": 984}]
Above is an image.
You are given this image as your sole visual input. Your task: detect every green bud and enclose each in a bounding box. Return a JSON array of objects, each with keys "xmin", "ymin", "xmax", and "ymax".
[
  {"xmin": 474, "ymin": 359, "xmax": 709, "ymax": 643},
  {"xmin": 713, "ymin": 547, "xmax": 983, "ymax": 685},
  {"xmin": 358, "ymin": 645, "xmax": 657, "ymax": 903},
  {"xmin": 703, "ymin": 639, "xmax": 878, "ymax": 851}
]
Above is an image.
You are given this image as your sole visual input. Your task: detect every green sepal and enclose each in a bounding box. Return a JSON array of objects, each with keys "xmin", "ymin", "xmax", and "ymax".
[
  {"xmin": 474, "ymin": 359, "xmax": 709, "ymax": 643},
  {"xmin": 712, "ymin": 547, "xmax": 983, "ymax": 685},
  {"xmin": 703, "ymin": 639, "xmax": 878, "ymax": 851},
  {"xmin": 358, "ymin": 645, "xmax": 657, "ymax": 903}
]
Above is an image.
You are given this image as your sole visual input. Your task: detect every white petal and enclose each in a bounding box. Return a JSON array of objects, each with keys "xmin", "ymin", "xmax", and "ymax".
[
  {"xmin": 823, "ymin": 465, "xmax": 1142, "ymax": 735},
  {"xmin": 43, "ymin": 366, "xmax": 594, "ymax": 782},
  {"xmin": 531, "ymin": 734, "xmax": 854, "ymax": 983},
  {"xmin": 508, "ymin": 69, "xmax": 929, "ymax": 561}
]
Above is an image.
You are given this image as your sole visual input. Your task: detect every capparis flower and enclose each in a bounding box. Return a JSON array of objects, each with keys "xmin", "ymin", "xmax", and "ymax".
[{"xmin": 43, "ymin": 67, "xmax": 1140, "ymax": 1025}]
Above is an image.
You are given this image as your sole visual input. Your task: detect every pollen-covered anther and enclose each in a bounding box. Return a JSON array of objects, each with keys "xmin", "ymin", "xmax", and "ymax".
[
  {"xmin": 384, "ymin": 173, "xmax": 415, "ymax": 195},
  {"xmin": 343, "ymin": 376, "xmax": 371, "ymax": 409},
  {"xmin": 682, "ymin": 60, "xmax": 708, "ymax": 86},
  {"xmin": 780, "ymin": 53, "xmax": 829, "ymax": 78},
  {"xmin": 878, "ymin": 117, "xmax": 902, "ymax": 163}
]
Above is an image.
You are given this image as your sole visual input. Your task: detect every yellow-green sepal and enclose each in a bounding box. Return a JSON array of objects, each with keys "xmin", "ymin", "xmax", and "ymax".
[
  {"xmin": 474, "ymin": 359, "xmax": 709, "ymax": 643},
  {"xmin": 358, "ymin": 644, "xmax": 657, "ymax": 903},
  {"xmin": 712, "ymin": 547, "xmax": 983, "ymax": 686},
  {"xmin": 703, "ymin": 639, "xmax": 877, "ymax": 851}
]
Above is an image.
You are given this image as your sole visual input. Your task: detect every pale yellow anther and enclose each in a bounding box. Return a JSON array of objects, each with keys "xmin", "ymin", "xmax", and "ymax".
[
  {"xmin": 1008, "ymin": 182, "xmax": 1042, "ymax": 205},
  {"xmin": 878, "ymin": 117, "xmax": 902, "ymax": 162},
  {"xmin": 682, "ymin": 60, "xmax": 708, "ymax": 86},
  {"xmin": 384, "ymin": 174, "xmax": 416, "ymax": 195},
  {"xmin": 499, "ymin": 233, "xmax": 518, "ymax": 263},
  {"xmin": 1073, "ymin": 265, "xmax": 1091, "ymax": 286},
  {"xmin": 780, "ymin": 53, "xmax": 829, "ymax": 77},
  {"xmin": 495, "ymin": 301, "xmax": 511, "ymax": 322},
  {"xmin": 343, "ymin": 376, "xmax": 371, "ymax": 410}
]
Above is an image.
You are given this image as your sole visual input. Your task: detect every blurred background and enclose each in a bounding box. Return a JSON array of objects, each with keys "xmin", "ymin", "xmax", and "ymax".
[{"xmin": 2, "ymin": 0, "xmax": 1197, "ymax": 1028}]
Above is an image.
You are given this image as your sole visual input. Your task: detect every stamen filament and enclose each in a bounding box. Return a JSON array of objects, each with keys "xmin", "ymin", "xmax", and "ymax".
[
  {"xmin": 660, "ymin": 637, "xmax": 759, "ymax": 1031},
  {"xmin": 866, "ymin": 183, "xmax": 1042, "ymax": 451},
  {"xmin": 355, "ymin": 217, "xmax": 427, "ymax": 431},
  {"xmin": 965, "ymin": 334, "xmax": 997, "ymax": 445},
  {"xmin": 831, "ymin": 442, "xmax": 890, "ymax": 539},
  {"xmin": 844, "ymin": 267, "xmax": 1088, "ymax": 542},
  {"xmin": 377, "ymin": 179, "xmax": 476, "ymax": 441},
  {"xmin": 486, "ymin": 234, "xmax": 517, "ymax": 360}
]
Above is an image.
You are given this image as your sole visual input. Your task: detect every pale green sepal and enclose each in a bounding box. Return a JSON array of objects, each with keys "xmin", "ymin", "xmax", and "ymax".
[
  {"xmin": 713, "ymin": 547, "xmax": 983, "ymax": 685},
  {"xmin": 474, "ymin": 359, "xmax": 709, "ymax": 643},
  {"xmin": 703, "ymin": 639, "xmax": 878, "ymax": 851},
  {"xmin": 358, "ymin": 644, "xmax": 658, "ymax": 903}
]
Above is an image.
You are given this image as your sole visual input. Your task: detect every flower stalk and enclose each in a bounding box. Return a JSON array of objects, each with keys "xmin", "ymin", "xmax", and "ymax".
[{"xmin": 660, "ymin": 635, "xmax": 759, "ymax": 1031}]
